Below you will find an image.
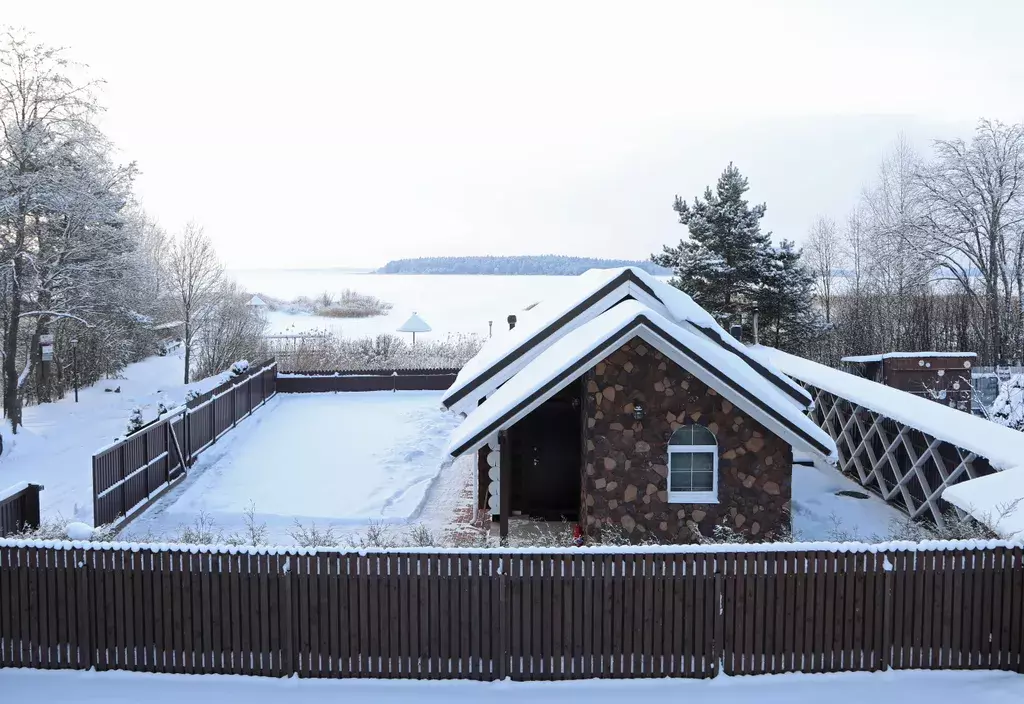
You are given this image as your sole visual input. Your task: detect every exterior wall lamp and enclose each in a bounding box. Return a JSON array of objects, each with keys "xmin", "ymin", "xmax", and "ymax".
[{"xmin": 633, "ymin": 402, "xmax": 645, "ymax": 421}]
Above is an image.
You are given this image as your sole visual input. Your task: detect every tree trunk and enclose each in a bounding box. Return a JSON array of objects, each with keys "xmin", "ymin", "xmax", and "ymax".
[
  {"xmin": 3, "ymin": 214, "xmax": 26, "ymax": 431},
  {"xmin": 183, "ymin": 317, "xmax": 191, "ymax": 385}
]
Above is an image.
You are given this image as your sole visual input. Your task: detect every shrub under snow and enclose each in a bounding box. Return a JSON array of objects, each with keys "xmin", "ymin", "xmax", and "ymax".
[{"xmin": 989, "ymin": 374, "xmax": 1024, "ymax": 430}]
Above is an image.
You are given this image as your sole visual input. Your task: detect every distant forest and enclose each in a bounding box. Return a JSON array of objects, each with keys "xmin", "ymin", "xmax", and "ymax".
[{"xmin": 377, "ymin": 255, "xmax": 669, "ymax": 276}]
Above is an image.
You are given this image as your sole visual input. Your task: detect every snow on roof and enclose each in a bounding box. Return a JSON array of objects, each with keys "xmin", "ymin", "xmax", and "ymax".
[
  {"xmin": 446, "ymin": 300, "xmax": 836, "ymax": 460},
  {"xmin": 397, "ymin": 312, "xmax": 432, "ymax": 333},
  {"xmin": 941, "ymin": 469, "xmax": 1024, "ymax": 539},
  {"xmin": 754, "ymin": 346, "xmax": 1024, "ymax": 468},
  {"xmin": 443, "ymin": 266, "xmax": 810, "ymax": 412},
  {"xmin": 150, "ymin": 320, "xmax": 184, "ymax": 330},
  {"xmin": 841, "ymin": 351, "xmax": 977, "ymax": 364},
  {"xmin": 247, "ymin": 295, "xmax": 268, "ymax": 307}
]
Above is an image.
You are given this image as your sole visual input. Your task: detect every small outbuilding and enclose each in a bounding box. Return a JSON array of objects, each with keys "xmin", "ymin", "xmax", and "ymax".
[
  {"xmin": 840, "ymin": 352, "xmax": 975, "ymax": 412},
  {"xmin": 443, "ymin": 267, "xmax": 836, "ymax": 544}
]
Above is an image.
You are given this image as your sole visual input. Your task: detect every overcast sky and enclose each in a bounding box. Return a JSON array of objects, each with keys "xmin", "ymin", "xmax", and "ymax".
[{"xmin": 5, "ymin": 1, "xmax": 1023, "ymax": 269}]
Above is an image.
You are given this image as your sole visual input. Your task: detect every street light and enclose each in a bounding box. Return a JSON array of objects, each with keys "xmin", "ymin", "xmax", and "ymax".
[{"xmin": 70, "ymin": 338, "xmax": 79, "ymax": 403}]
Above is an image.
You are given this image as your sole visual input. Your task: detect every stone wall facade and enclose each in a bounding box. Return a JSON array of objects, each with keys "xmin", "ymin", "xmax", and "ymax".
[{"xmin": 582, "ymin": 336, "xmax": 793, "ymax": 543}]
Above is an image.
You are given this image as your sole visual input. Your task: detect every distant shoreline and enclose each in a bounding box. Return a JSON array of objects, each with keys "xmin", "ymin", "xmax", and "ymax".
[{"xmin": 375, "ymin": 255, "xmax": 668, "ymax": 276}]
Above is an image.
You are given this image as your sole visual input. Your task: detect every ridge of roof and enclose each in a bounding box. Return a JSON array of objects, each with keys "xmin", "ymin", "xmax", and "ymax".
[
  {"xmin": 447, "ymin": 300, "xmax": 836, "ymax": 461},
  {"xmin": 443, "ymin": 266, "xmax": 811, "ymax": 412}
]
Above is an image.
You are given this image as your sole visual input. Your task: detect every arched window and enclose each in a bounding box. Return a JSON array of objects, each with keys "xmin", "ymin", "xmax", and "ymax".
[{"xmin": 668, "ymin": 424, "xmax": 718, "ymax": 503}]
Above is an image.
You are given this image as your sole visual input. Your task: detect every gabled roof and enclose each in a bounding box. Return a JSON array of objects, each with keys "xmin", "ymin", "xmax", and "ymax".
[
  {"xmin": 446, "ymin": 300, "xmax": 837, "ymax": 461},
  {"xmin": 442, "ymin": 266, "xmax": 811, "ymax": 414}
]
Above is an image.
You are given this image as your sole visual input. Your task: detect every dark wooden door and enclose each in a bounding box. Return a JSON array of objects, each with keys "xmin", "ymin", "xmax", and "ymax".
[{"xmin": 509, "ymin": 395, "xmax": 581, "ymax": 520}]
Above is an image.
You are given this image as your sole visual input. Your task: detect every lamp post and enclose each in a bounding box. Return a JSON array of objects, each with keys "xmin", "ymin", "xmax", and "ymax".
[{"xmin": 71, "ymin": 338, "xmax": 79, "ymax": 403}]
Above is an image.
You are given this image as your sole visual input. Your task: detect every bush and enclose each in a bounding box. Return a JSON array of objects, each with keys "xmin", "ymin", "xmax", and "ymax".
[
  {"xmin": 273, "ymin": 331, "xmax": 483, "ymax": 372},
  {"xmin": 126, "ymin": 406, "xmax": 144, "ymax": 434},
  {"xmin": 314, "ymin": 289, "xmax": 393, "ymax": 319}
]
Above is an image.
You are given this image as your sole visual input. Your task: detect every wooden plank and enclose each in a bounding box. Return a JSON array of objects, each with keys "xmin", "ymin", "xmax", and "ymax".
[
  {"xmin": 179, "ymin": 550, "xmax": 192, "ymax": 673},
  {"xmin": 231, "ymin": 553, "xmax": 243, "ymax": 676},
  {"xmin": 1009, "ymin": 547, "xmax": 1023, "ymax": 672},
  {"xmin": 611, "ymin": 554, "xmax": 623, "ymax": 676},
  {"xmin": 752, "ymin": 552, "xmax": 766, "ymax": 675},
  {"xmin": 320, "ymin": 554, "xmax": 332, "ymax": 678},
  {"xmin": 682, "ymin": 553, "xmax": 696, "ymax": 678},
  {"xmin": 831, "ymin": 551, "xmax": 845, "ymax": 672},
  {"xmin": 418, "ymin": 553, "xmax": 430, "ymax": 679},
  {"xmin": 996, "ymin": 547, "xmax": 1012, "ymax": 670},
  {"xmin": 642, "ymin": 553, "xmax": 654, "ymax": 677},
  {"xmin": 302, "ymin": 553, "xmax": 315, "ymax": 677},
  {"xmin": 950, "ymin": 549, "xmax": 965, "ymax": 669},
  {"xmin": 550, "ymin": 555, "xmax": 562, "ymax": 679},
  {"xmin": 576, "ymin": 554, "xmax": 588, "ymax": 679},
  {"xmin": 980, "ymin": 548, "xmax": 995, "ymax": 668},
  {"xmin": 240, "ymin": 553, "xmax": 253, "ymax": 676}
]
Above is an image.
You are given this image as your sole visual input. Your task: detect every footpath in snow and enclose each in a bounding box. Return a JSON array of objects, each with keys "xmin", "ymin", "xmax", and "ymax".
[
  {"xmin": 0, "ymin": 668, "xmax": 1021, "ymax": 704},
  {"xmin": 0, "ymin": 349, "xmax": 225, "ymax": 526},
  {"xmin": 127, "ymin": 391, "xmax": 466, "ymax": 545}
]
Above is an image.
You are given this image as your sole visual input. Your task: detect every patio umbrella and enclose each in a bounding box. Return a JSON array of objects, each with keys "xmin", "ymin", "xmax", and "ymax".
[{"xmin": 397, "ymin": 312, "xmax": 432, "ymax": 345}]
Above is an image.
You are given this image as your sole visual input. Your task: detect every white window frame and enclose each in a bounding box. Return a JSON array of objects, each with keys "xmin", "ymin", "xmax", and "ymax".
[{"xmin": 667, "ymin": 438, "xmax": 719, "ymax": 504}]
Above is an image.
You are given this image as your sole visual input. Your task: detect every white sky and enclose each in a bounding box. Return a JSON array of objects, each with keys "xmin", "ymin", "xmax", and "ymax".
[{"xmin": 4, "ymin": 0, "xmax": 1023, "ymax": 269}]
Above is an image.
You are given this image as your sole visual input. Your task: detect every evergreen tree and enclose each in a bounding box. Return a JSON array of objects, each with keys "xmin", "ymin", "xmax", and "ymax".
[
  {"xmin": 756, "ymin": 240, "xmax": 822, "ymax": 353},
  {"xmin": 652, "ymin": 163, "xmax": 772, "ymax": 324}
]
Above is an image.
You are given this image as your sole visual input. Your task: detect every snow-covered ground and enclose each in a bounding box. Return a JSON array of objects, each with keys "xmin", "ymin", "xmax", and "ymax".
[
  {"xmin": 229, "ymin": 271, "xmax": 582, "ymax": 340},
  {"xmin": 1, "ymin": 668, "xmax": 1021, "ymax": 703},
  {"xmin": 127, "ymin": 392, "xmax": 466, "ymax": 545},
  {"xmin": 791, "ymin": 463, "xmax": 907, "ymax": 541},
  {"xmin": 0, "ymin": 347, "xmax": 227, "ymax": 526}
]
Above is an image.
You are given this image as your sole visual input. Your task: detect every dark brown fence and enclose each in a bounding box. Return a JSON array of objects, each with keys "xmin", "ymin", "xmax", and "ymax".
[
  {"xmin": 0, "ymin": 484, "xmax": 43, "ymax": 537},
  {"xmin": 1, "ymin": 541, "xmax": 1021, "ymax": 678},
  {"xmin": 278, "ymin": 368, "xmax": 459, "ymax": 393},
  {"xmin": 91, "ymin": 362, "xmax": 278, "ymax": 527}
]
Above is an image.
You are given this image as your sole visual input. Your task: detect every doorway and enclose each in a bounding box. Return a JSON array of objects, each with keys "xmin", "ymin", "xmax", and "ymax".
[{"xmin": 508, "ymin": 381, "xmax": 582, "ymax": 520}]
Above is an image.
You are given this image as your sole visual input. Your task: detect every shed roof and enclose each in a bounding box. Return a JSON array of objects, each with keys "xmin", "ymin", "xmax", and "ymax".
[
  {"xmin": 446, "ymin": 300, "xmax": 836, "ymax": 462},
  {"xmin": 841, "ymin": 351, "xmax": 977, "ymax": 364}
]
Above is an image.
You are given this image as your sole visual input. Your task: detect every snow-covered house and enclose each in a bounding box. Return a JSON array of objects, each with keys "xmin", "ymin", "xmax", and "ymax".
[{"xmin": 443, "ymin": 267, "xmax": 836, "ymax": 543}]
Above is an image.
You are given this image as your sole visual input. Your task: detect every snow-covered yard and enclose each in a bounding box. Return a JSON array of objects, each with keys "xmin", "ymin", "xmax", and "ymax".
[
  {"xmin": 0, "ymin": 348, "xmax": 224, "ymax": 526},
  {"xmin": 127, "ymin": 391, "xmax": 468, "ymax": 545},
  {"xmin": 791, "ymin": 463, "xmax": 907, "ymax": 541},
  {"xmin": 1, "ymin": 668, "xmax": 1020, "ymax": 703}
]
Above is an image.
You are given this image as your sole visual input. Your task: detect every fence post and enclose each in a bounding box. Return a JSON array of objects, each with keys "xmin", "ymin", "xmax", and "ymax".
[
  {"xmin": 76, "ymin": 548, "xmax": 93, "ymax": 670},
  {"xmin": 92, "ymin": 455, "xmax": 101, "ymax": 527},
  {"xmin": 142, "ymin": 427, "xmax": 150, "ymax": 500},
  {"xmin": 498, "ymin": 554, "xmax": 509, "ymax": 680},
  {"xmin": 210, "ymin": 397, "xmax": 217, "ymax": 445},
  {"xmin": 713, "ymin": 569, "xmax": 724, "ymax": 678},
  {"xmin": 281, "ymin": 555, "xmax": 295, "ymax": 676},
  {"xmin": 881, "ymin": 551, "xmax": 894, "ymax": 671},
  {"xmin": 119, "ymin": 441, "xmax": 128, "ymax": 520},
  {"xmin": 25, "ymin": 484, "xmax": 43, "ymax": 529}
]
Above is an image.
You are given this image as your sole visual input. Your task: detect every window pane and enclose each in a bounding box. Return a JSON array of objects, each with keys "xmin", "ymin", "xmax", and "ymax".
[
  {"xmin": 670, "ymin": 424, "xmax": 716, "ymax": 446},
  {"xmin": 670, "ymin": 470, "xmax": 691, "ymax": 492},
  {"xmin": 669, "ymin": 453, "xmax": 691, "ymax": 471},
  {"xmin": 691, "ymin": 426, "xmax": 716, "ymax": 445},
  {"xmin": 691, "ymin": 453, "xmax": 714, "ymax": 471},
  {"xmin": 691, "ymin": 471, "xmax": 714, "ymax": 491}
]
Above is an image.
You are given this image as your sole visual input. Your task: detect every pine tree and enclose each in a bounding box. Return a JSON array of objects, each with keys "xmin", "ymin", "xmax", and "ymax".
[
  {"xmin": 756, "ymin": 240, "xmax": 822, "ymax": 353},
  {"xmin": 652, "ymin": 163, "xmax": 772, "ymax": 324}
]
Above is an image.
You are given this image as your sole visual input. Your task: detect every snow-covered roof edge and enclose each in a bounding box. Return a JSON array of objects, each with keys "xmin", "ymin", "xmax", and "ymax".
[
  {"xmin": 1, "ymin": 535, "xmax": 1018, "ymax": 556},
  {"xmin": 841, "ymin": 351, "xmax": 977, "ymax": 363},
  {"xmin": 447, "ymin": 301, "xmax": 835, "ymax": 461},
  {"xmin": 942, "ymin": 470, "xmax": 1024, "ymax": 540},
  {"xmin": 443, "ymin": 266, "xmax": 811, "ymax": 412},
  {"xmin": 754, "ymin": 345, "xmax": 1024, "ymax": 475}
]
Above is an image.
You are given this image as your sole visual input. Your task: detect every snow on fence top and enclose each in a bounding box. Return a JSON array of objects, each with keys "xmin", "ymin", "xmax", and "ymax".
[
  {"xmin": 754, "ymin": 345, "xmax": 1024, "ymax": 537},
  {"xmin": 840, "ymin": 351, "xmax": 977, "ymax": 364},
  {"xmin": 0, "ymin": 535, "xmax": 1018, "ymax": 557},
  {"xmin": 0, "ymin": 481, "xmax": 35, "ymax": 503}
]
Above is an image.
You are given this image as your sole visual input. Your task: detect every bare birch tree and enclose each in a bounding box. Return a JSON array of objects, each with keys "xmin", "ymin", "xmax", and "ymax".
[
  {"xmin": 168, "ymin": 222, "xmax": 222, "ymax": 383},
  {"xmin": 805, "ymin": 216, "xmax": 841, "ymax": 324},
  {"xmin": 914, "ymin": 120, "xmax": 1024, "ymax": 364}
]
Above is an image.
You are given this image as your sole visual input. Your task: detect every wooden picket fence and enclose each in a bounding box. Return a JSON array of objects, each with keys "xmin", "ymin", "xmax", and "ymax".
[
  {"xmin": 0, "ymin": 484, "xmax": 43, "ymax": 538},
  {"xmin": 277, "ymin": 369, "xmax": 460, "ymax": 393},
  {"xmin": 91, "ymin": 361, "xmax": 278, "ymax": 527},
  {"xmin": 1, "ymin": 541, "xmax": 1021, "ymax": 678}
]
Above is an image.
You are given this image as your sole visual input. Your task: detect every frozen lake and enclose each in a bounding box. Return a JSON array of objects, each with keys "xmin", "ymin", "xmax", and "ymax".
[{"xmin": 228, "ymin": 269, "xmax": 587, "ymax": 339}]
